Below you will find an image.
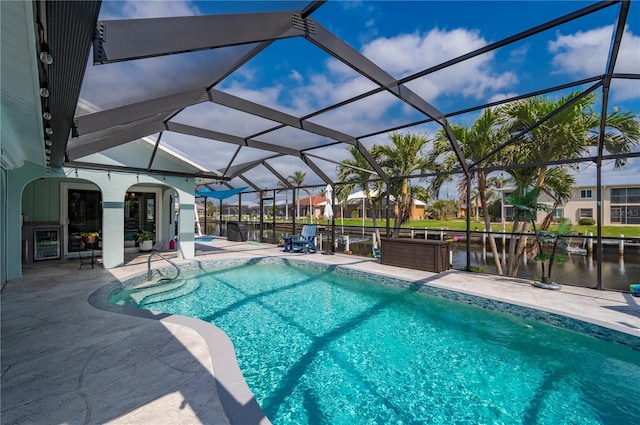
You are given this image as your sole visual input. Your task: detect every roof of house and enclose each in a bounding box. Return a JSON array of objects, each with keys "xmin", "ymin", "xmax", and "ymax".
[{"xmin": 296, "ymin": 195, "xmax": 326, "ymax": 207}]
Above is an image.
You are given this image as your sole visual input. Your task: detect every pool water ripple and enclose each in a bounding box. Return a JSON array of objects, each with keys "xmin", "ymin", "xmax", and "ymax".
[{"xmin": 110, "ymin": 260, "xmax": 640, "ymax": 425}]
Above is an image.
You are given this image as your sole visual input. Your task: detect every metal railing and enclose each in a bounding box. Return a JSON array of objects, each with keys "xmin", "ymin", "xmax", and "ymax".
[{"xmin": 147, "ymin": 250, "xmax": 180, "ymax": 282}]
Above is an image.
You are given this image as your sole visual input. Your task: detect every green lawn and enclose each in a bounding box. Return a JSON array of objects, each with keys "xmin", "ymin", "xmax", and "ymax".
[{"xmin": 317, "ymin": 218, "xmax": 640, "ymax": 238}]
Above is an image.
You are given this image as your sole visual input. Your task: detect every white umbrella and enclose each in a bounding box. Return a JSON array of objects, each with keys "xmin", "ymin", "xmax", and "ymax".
[{"xmin": 323, "ymin": 184, "xmax": 334, "ymax": 220}]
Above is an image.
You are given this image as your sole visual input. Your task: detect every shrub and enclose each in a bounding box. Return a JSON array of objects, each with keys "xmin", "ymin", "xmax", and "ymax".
[{"xmin": 578, "ymin": 217, "xmax": 595, "ymax": 225}]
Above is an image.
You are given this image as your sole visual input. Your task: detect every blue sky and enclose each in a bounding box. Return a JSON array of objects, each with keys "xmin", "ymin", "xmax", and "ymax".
[{"xmin": 84, "ymin": 1, "xmax": 640, "ymax": 195}]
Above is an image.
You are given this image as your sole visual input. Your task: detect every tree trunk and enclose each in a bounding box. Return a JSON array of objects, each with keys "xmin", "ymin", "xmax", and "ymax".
[
  {"xmin": 368, "ymin": 196, "xmax": 383, "ymax": 249},
  {"xmin": 506, "ymin": 218, "xmax": 521, "ymax": 274},
  {"xmin": 509, "ymin": 220, "xmax": 531, "ymax": 276},
  {"xmin": 392, "ymin": 179, "xmax": 410, "ymax": 237},
  {"xmin": 478, "ymin": 173, "xmax": 503, "ymax": 275}
]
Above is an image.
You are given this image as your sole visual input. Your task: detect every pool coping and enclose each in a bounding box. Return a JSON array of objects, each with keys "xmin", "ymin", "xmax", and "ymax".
[
  {"xmin": 89, "ymin": 282, "xmax": 270, "ymax": 425},
  {"xmin": 94, "ymin": 255, "xmax": 640, "ymax": 424}
]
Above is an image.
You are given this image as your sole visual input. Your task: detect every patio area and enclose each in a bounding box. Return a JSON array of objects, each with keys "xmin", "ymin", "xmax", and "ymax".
[{"xmin": 2, "ymin": 238, "xmax": 639, "ymax": 425}]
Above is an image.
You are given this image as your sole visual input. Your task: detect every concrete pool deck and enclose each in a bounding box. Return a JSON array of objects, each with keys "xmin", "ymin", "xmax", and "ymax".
[{"xmin": 2, "ymin": 237, "xmax": 639, "ymax": 424}]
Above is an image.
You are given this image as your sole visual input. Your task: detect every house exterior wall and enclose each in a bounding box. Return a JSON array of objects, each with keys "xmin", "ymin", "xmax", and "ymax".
[
  {"xmin": 561, "ymin": 186, "xmax": 601, "ymax": 224},
  {"xmin": 1, "ymin": 165, "xmax": 7, "ymax": 284},
  {"xmin": 503, "ymin": 185, "xmax": 640, "ymax": 226},
  {"xmin": 6, "ymin": 161, "xmax": 195, "ymax": 280}
]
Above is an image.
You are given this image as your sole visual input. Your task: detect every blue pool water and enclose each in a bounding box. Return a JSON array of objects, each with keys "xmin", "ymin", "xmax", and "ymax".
[{"xmin": 110, "ymin": 260, "xmax": 640, "ymax": 424}]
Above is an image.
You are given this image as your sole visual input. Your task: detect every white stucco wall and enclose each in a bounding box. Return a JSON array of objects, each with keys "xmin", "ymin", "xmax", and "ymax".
[{"xmin": 6, "ymin": 162, "xmax": 195, "ymax": 280}]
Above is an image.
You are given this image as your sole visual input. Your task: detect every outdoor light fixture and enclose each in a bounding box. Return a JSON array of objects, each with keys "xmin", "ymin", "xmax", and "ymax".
[
  {"xmin": 42, "ymin": 108, "xmax": 52, "ymax": 121},
  {"xmin": 44, "ymin": 138, "xmax": 52, "ymax": 147},
  {"xmin": 39, "ymin": 43, "xmax": 53, "ymax": 65},
  {"xmin": 39, "ymin": 82, "xmax": 49, "ymax": 98},
  {"xmin": 44, "ymin": 124, "xmax": 53, "ymax": 135}
]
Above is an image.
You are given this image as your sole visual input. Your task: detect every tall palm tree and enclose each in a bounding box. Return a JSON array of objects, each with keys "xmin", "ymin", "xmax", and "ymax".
[
  {"xmin": 337, "ymin": 146, "xmax": 383, "ymax": 230},
  {"xmin": 288, "ymin": 171, "xmax": 307, "ymax": 220},
  {"xmin": 501, "ymin": 93, "xmax": 640, "ymax": 275},
  {"xmin": 429, "ymin": 108, "xmax": 508, "ymax": 274},
  {"xmin": 373, "ymin": 132, "xmax": 431, "ymax": 236},
  {"xmin": 276, "ymin": 180, "xmax": 290, "ymax": 220}
]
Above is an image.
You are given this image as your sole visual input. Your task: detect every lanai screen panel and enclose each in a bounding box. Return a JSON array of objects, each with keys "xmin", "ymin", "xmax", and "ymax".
[
  {"xmin": 67, "ymin": 0, "xmax": 639, "ymax": 190},
  {"xmin": 171, "ymin": 102, "xmax": 282, "ymax": 139}
]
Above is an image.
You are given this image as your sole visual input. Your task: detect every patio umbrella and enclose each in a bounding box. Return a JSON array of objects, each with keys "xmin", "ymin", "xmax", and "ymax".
[{"xmin": 323, "ymin": 184, "xmax": 334, "ymax": 220}]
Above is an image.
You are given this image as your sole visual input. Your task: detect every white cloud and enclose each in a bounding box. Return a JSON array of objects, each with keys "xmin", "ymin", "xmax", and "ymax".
[
  {"xmin": 289, "ymin": 70, "xmax": 303, "ymax": 82},
  {"xmin": 487, "ymin": 93, "xmax": 520, "ymax": 105},
  {"xmin": 508, "ymin": 44, "xmax": 529, "ymax": 64},
  {"xmin": 549, "ymin": 25, "xmax": 640, "ymax": 102},
  {"xmin": 359, "ymin": 27, "xmax": 518, "ymax": 101},
  {"xmin": 100, "ymin": 0, "xmax": 200, "ymax": 19},
  {"xmin": 548, "ymin": 26, "xmax": 613, "ymax": 76}
]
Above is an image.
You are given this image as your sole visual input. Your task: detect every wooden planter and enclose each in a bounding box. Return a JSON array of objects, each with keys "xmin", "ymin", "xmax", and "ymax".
[{"xmin": 380, "ymin": 237, "xmax": 449, "ymax": 273}]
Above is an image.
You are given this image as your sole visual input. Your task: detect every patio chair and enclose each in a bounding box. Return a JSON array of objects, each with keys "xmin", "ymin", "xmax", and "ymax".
[{"xmin": 290, "ymin": 225, "xmax": 318, "ymax": 253}]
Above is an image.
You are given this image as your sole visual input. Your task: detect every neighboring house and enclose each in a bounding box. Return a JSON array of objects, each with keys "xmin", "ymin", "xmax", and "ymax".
[
  {"xmin": 561, "ymin": 179, "xmax": 640, "ymax": 225},
  {"xmin": 342, "ymin": 190, "xmax": 427, "ymax": 221},
  {"xmin": 409, "ymin": 198, "xmax": 427, "ymax": 220},
  {"xmin": 296, "ymin": 195, "xmax": 326, "ymax": 219},
  {"xmin": 500, "ymin": 177, "xmax": 640, "ymax": 225}
]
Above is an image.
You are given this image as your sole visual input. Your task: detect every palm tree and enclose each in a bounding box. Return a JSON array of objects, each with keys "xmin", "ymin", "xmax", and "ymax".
[
  {"xmin": 276, "ymin": 180, "xmax": 290, "ymax": 220},
  {"xmin": 429, "ymin": 108, "xmax": 508, "ymax": 274},
  {"xmin": 373, "ymin": 132, "xmax": 431, "ymax": 236},
  {"xmin": 337, "ymin": 146, "xmax": 383, "ymax": 230},
  {"xmin": 288, "ymin": 171, "xmax": 307, "ymax": 220},
  {"xmin": 501, "ymin": 93, "xmax": 640, "ymax": 275}
]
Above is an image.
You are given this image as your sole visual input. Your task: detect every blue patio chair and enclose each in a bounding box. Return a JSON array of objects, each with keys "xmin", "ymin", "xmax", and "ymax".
[{"xmin": 290, "ymin": 225, "xmax": 318, "ymax": 253}]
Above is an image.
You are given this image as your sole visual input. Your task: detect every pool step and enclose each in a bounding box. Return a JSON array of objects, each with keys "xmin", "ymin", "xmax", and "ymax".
[{"xmin": 126, "ymin": 279, "xmax": 200, "ymax": 307}]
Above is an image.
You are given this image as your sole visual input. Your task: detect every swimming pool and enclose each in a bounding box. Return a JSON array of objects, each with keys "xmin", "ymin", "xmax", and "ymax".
[{"xmin": 110, "ymin": 258, "xmax": 640, "ymax": 424}]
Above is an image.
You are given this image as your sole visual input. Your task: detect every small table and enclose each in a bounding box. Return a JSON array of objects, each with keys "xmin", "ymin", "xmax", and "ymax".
[{"xmin": 79, "ymin": 239, "xmax": 97, "ymax": 269}]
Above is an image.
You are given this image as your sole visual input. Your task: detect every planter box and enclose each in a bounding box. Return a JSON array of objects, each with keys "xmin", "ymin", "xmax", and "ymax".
[{"xmin": 380, "ymin": 237, "xmax": 449, "ymax": 273}]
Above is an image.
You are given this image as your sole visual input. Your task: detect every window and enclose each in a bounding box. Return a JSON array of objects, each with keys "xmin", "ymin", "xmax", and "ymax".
[
  {"xmin": 124, "ymin": 191, "xmax": 156, "ymax": 248},
  {"xmin": 611, "ymin": 187, "xmax": 640, "ymax": 204},
  {"xmin": 579, "ymin": 208, "xmax": 593, "ymax": 218},
  {"xmin": 67, "ymin": 189, "xmax": 102, "ymax": 252},
  {"xmin": 610, "ymin": 206, "xmax": 621, "ymax": 223},
  {"xmin": 611, "ymin": 205, "xmax": 640, "ymax": 224},
  {"xmin": 580, "ymin": 189, "xmax": 592, "ymax": 199},
  {"xmin": 553, "ymin": 209, "xmax": 564, "ymax": 218}
]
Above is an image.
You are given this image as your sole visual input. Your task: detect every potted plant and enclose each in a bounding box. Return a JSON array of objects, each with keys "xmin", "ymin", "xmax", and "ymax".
[
  {"xmin": 80, "ymin": 232, "xmax": 99, "ymax": 244},
  {"xmin": 135, "ymin": 230, "xmax": 155, "ymax": 252}
]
